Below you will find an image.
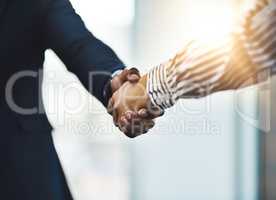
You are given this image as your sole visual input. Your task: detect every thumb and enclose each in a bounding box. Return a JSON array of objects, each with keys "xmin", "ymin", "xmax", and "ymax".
[
  {"xmin": 127, "ymin": 74, "xmax": 140, "ymax": 83},
  {"xmin": 127, "ymin": 68, "xmax": 140, "ymax": 83}
]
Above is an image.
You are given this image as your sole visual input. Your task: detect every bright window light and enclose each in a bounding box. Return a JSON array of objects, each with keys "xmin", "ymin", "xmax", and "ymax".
[
  {"xmin": 71, "ymin": 0, "xmax": 135, "ymax": 27},
  {"xmin": 185, "ymin": 1, "xmax": 235, "ymax": 42}
]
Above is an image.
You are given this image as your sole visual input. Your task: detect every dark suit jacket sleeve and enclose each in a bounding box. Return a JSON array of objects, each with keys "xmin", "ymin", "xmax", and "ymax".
[{"xmin": 42, "ymin": 0, "xmax": 125, "ymax": 105}]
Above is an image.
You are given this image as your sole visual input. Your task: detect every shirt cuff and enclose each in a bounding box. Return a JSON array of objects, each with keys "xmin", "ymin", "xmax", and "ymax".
[
  {"xmin": 146, "ymin": 63, "xmax": 176, "ymax": 110},
  {"xmin": 111, "ymin": 69, "xmax": 124, "ymax": 78},
  {"xmin": 102, "ymin": 66, "xmax": 125, "ymax": 107}
]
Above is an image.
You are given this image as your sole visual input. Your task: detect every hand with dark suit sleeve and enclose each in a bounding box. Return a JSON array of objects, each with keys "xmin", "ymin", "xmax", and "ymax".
[
  {"xmin": 41, "ymin": 0, "xmax": 157, "ymax": 136},
  {"xmin": 42, "ymin": 0, "xmax": 133, "ymax": 106},
  {"xmin": 110, "ymin": 0, "xmax": 276, "ymax": 136}
]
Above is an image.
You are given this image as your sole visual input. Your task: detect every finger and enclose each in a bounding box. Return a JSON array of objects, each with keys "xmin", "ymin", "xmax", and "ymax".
[
  {"xmin": 148, "ymin": 107, "xmax": 165, "ymax": 118},
  {"xmin": 120, "ymin": 125, "xmax": 138, "ymax": 138},
  {"xmin": 125, "ymin": 111, "xmax": 138, "ymax": 121},
  {"xmin": 141, "ymin": 120, "xmax": 155, "ymax": 132},
  {"xmin": 123, "ymin": 114, "xmax": 141, "ymax": 130},
  {"xmin": 131, "ymin": 126, "xmax": 148, "ymax": 136},
  {"xmin": 145, "ymin": 120, "xmax": 155, "ymax": 129},
  {"xmin": 122, "ymin": 120, "xmax": 143, "ymax": 138},
  {"xmin": 119, "ymin": 116, "xmax": 129, "ymax": 128},
  {"xmin": 137, "ymin": 108, "xmax": 164, "ymax": 119},
  {"xmin": 122, "ymin": 119, "xmax": 136, "ymax": 136},
  {"xmin": 126, "ymin": 129, "xmax": 144, "ymax": 138},
  {"xmin": 125, "ymin": 112, "xmax": 132, "ymax": 121},
  {"xmin": 137, "ymin": 109, "xmax": 149, "ymax": 118},
  {"xmin": 118, "ymin": 112, "xmax": 139, "ymax": 137},
  {"xmin": 126, "ymin": 119, "xmax": 155, "ymax": 136}
]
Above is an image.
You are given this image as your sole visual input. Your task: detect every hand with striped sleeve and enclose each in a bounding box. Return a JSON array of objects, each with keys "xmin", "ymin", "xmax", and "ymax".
[
  {"xmin": 110, "ymin": 0, "xmax": 275, "ymax": 136},
  {"xmin": 145, "ymin": 0, "xmax": 275, "ymax": 110}
]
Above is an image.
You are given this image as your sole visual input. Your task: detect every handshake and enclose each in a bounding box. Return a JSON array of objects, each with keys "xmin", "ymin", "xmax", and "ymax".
[{"xmin": 107, "ymin": 68, "xmax": 164, "ymax": 138}]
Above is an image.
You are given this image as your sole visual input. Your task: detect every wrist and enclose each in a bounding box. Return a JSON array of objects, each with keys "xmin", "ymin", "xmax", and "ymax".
[
  {"xmin": 146, "ymin": 63, "xmax": 173, "ymax": 110},
  {"xmin": 103, "ymin": 69, "xmax": 124, "ymax": 107}
]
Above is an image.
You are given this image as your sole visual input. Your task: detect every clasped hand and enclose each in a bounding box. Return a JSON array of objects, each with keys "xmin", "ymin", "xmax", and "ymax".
[{"xmin": 108, "ymin": 69, "xmax": 163, "ymax": 138}]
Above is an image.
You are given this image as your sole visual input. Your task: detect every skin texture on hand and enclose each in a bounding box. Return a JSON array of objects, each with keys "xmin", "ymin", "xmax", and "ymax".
[
  {"xmin": 111, "ymin": 75, "xmax": 149, "ymax": 120},
  {"xmin": 109, "ymin": 75, "xmax": 164, "ymax": 138}
]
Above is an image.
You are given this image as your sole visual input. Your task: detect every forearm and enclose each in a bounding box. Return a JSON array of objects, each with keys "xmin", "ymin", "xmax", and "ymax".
[
  {"xmin": 146, "ymin": 37, "xmax": 261, "ymax": 110},
  {"xmin": 146, "ymin": 0, "xmax": 276, "ymax": 110},
  {"xmin": 43, "ymin": 0, "xmax": 125, "ymax": 105},
  {"xmin": 60, "ymin": 37, "xmax": 125, "ymax": 105},
  {"xmin": 146, "ymin": 39, "xmax": 236, "ymax": 109}
]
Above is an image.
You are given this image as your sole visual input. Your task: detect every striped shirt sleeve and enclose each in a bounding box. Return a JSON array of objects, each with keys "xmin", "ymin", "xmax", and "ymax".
[{"xmin": 147, "ymin": 0, "xmax": 276, "ymax": 110}]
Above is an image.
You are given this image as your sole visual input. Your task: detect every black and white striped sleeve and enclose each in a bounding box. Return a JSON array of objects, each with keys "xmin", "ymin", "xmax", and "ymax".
[{"xmin": 147, "ymin": 0, "xmax": 276, "ymax": 110}]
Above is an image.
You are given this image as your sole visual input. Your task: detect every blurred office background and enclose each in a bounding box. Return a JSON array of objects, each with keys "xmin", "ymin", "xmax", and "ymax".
[{"xmin": 41, "ymin": 0, "xmax": 270, "ymax": 199}]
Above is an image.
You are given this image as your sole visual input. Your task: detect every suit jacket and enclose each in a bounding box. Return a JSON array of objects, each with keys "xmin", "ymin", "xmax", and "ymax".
[
  {"xmin": 0, "ymin": 0, "xmax": 124, "ymax": 132},
  {"xmin": 0, "ymin": 1, "xmax": 124, "ymax": 198}
]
